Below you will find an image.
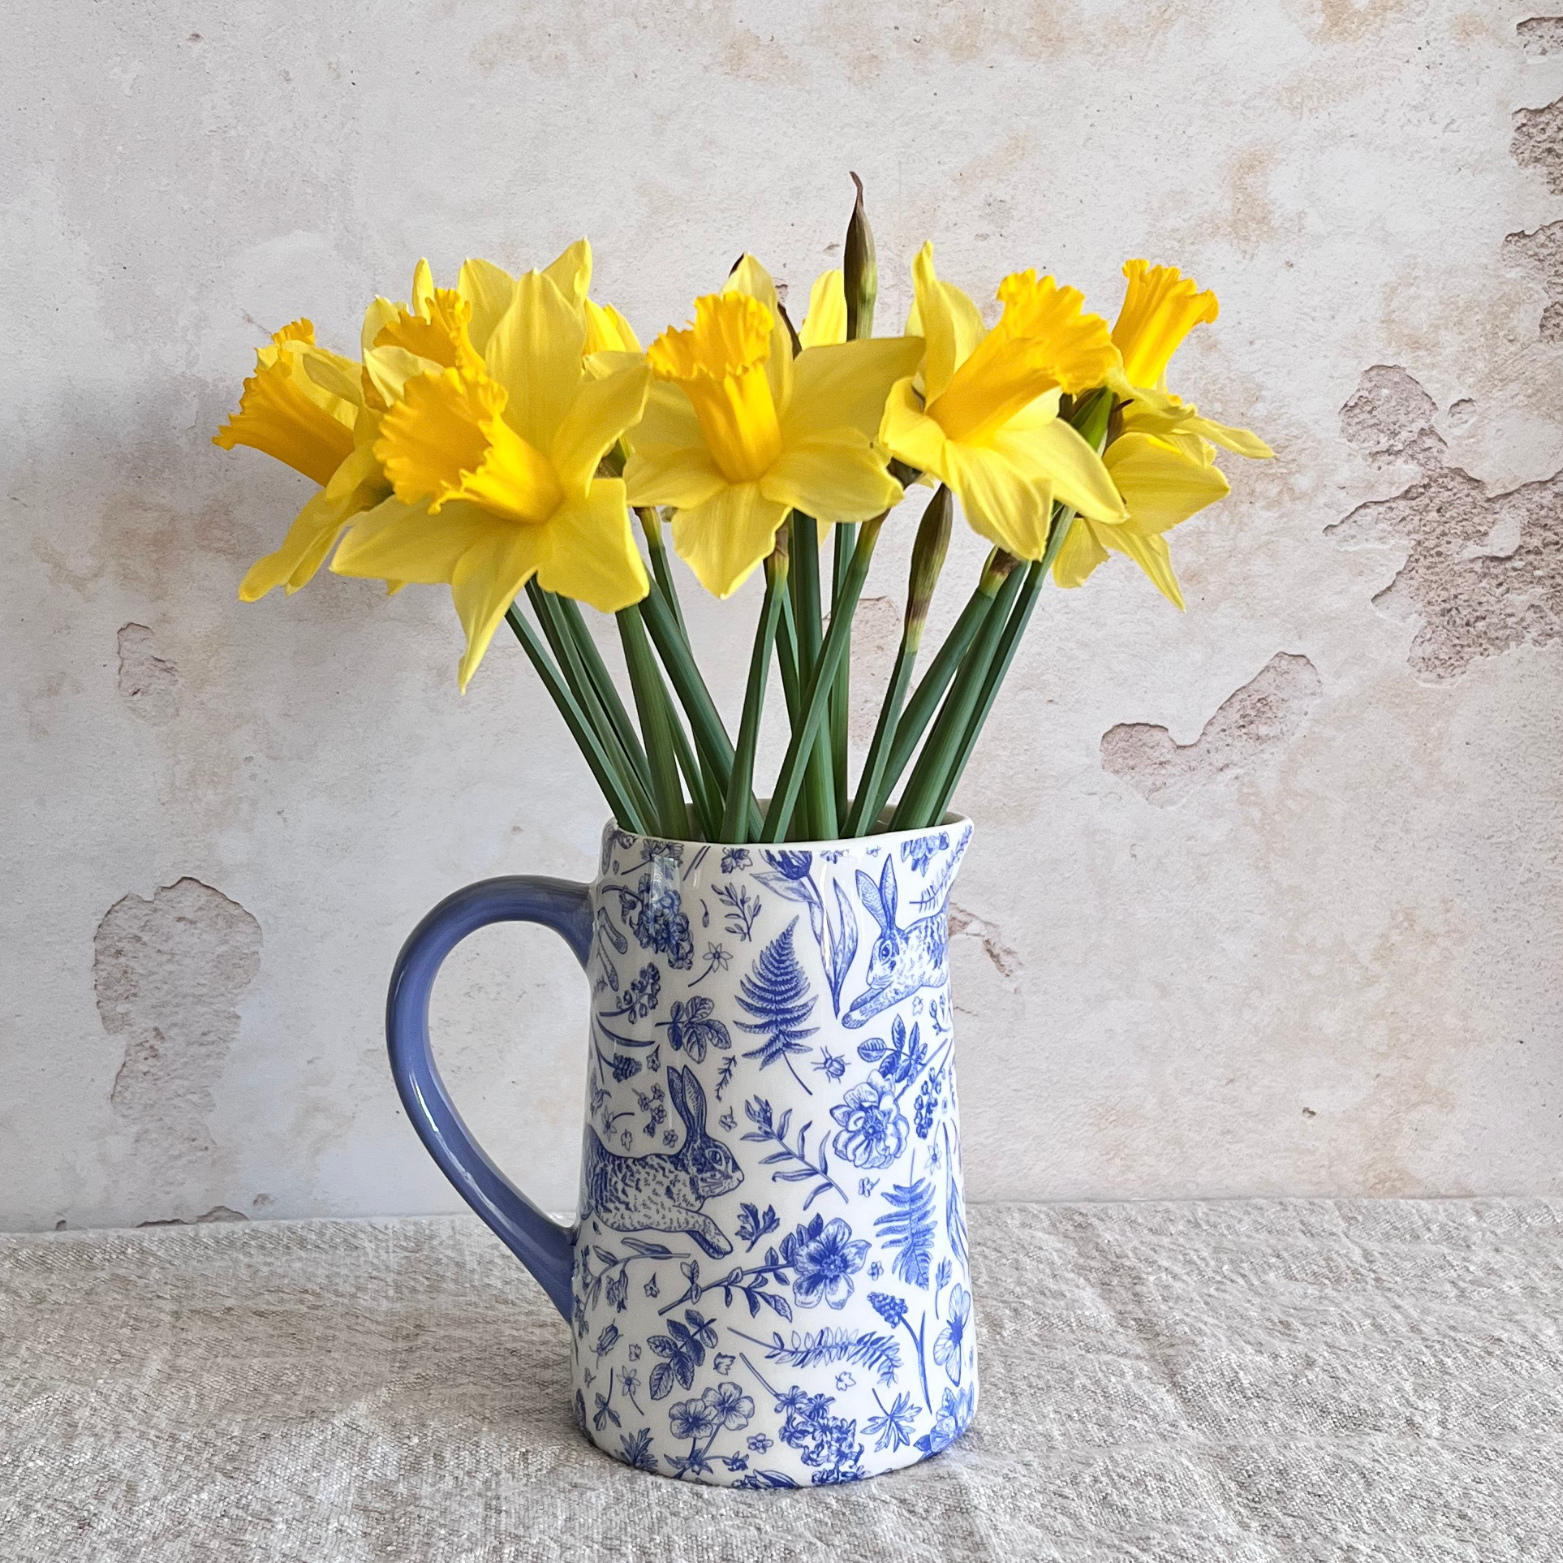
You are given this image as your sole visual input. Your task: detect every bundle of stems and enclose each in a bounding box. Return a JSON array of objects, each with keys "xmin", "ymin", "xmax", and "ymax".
[{"xmin": 504, "ymin": 388, "xmax": 1112, "ymax": 845}]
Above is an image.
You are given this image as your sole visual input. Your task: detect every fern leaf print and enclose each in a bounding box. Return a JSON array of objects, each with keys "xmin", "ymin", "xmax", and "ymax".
[
  {"xmin": 735, "ymin": 919, "xmax": 819, "ymax": 1093},
  {"xmin": 874, "ymin": 1174, "xmax": 937, "ymax": 1289}
]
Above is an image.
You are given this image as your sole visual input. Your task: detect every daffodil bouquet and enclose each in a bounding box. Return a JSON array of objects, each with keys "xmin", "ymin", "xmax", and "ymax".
[{"xmin": 217, "ymin": 182, "xmax": 1269, "ymax": 845}]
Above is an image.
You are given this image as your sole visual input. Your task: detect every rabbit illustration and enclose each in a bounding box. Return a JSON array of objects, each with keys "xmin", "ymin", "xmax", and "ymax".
[
  {"xmin": 843, "ymin": 856, "xmax": 949, "ymax": 1029},
  {"xmin": 582, "ymin": 1065, "xmax": 743, "ymax": 1257}
]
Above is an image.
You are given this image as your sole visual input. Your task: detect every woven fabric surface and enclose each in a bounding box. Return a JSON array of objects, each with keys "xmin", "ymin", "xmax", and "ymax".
[{"xmin": 2, "ymin": 1200, "xmax": 1559, "ymax": 1561}]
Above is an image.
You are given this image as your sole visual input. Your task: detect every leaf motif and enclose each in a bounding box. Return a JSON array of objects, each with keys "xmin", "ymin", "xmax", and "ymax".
[
  {"xmin": 875, "ymin": 1176, "xmax": 937, "ymax": 1289},
  {"xmin": 759, "ymin": 1290, "xmax": 794, "ymax": 1322},
  {"xmin": 648, "ymin": 1361, "xmax": 674, "ymax": 1401}
]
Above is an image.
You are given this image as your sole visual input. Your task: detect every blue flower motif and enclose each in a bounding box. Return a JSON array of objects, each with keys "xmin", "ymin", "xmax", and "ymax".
[
  {"xmin": 781, "ymin": 1214, "xmax": 870, "ymax": 1310},
  {"xmin": 720, "ymin": 848, "xmax": 752, "ymax": 874},
  {"xmin": 914, "ymin": 1386, "xmax": 975, "ymax": 1456},
  {"xmin": 619, "ymin": 1427, "xmax": 657, "ymax": 1470},
  {"xmin": 863, "ymin": 1390, "xmax": 918, "ymax": 1452},
  {"xmin": 701, "ymin": 1381, "xmax": 756, "ymax": 1432},
  {"xmin": 900, "ymin": 832, "xmax": 948, "ymax": 874},
  {"xmin": 747, "ymin": 1433, "xmax": 773, "ymax": 1453},
  {"xmin": 933, "ymin": 1284, "xmax": 970, "ymax": 1385},
  {"xmin": 668, "ymin": 1396, "xmax": 719, "ymax": 1441},
  {"xmin": 763, "ymin": 849, "xmax": 813, "ymax": 881},
  {"xmin": 867, "ymin": 1291, "xmax": 907, "ymax": 1328},
  {"xmin": 628, "ymin": 873, "xmax": 694, "ymax": 969},
  {"xmin": 830, "ymin": 1077, "xmax": 909, "ymax": 1169}
]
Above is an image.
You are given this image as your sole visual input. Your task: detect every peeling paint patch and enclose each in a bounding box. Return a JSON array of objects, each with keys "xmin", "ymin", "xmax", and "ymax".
[
  {"xmin": 93, "ymin": 879, "xmax": 261, "ymax": 1172},
  {"xmin": 1512, "ymin": 95, "xmax": 1563, "ymax": 194},
  {"xmin": 948, "ymin": 904, "xmax": 1023, "ymax": 985},
  {"xmin": 1504, "ymin": 221, "xmax": 1563, "ymax": 341},
  {"xmin": 1518, "ymin": 16, "xmax": 1563, "ymax": 55},
  {"xmin": 1338, "ymin": 365, "xmax": 1445, "ymax": 469},
  {"xmin": 1101, "ymin": 654, "xmax": 1322, "ymax": 807},
  {"xmin": 1328, "ymin": 368, "xmax": 1563, "ymax": 681},
  {"xmin": 116, "ymin": 623, "xmax": 180, "ymax": 725},
  {"xmin": 137, "ymin": 1205, "xmax": 249, "ymax": 1227}
]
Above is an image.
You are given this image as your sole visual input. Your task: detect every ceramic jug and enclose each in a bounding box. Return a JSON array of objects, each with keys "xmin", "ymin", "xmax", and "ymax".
[{"xmin": 387, "ymin": 817, "xmax": 977, "ymax": 1487}]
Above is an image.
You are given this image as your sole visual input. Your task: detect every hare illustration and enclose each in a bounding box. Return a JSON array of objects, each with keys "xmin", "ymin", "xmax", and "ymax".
[
  {"xmin": 843, "ymin": 856, "xmax": 949, "ymax": 1029},
  {"xmin": 582, "ymin": 1065, "xmax": 743, "ymax": 1257}
]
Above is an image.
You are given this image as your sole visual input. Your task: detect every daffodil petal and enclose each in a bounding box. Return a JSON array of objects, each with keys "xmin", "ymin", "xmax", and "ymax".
[
  {"xmin": 784, "ymin": 337, "xmax": 927, "ymax": 445},
  {"xmin": 909, "ymin": 244, "xmax": 987, "ymax": 402},
  {"xmin": 362, "ymin": 344, "xmax": 436, "ymax": 410},
  {"xmin": 880, "ymin": 378, "xmax": 950, "ymax": 484},
  {"xmin": 1105, "ymin": 432, "xmax": 1230, "ymax": 534},
  {"xmin": 1182, "ymin": 414, "xmax": 1273, "ymax": 460},
  {"xmin": 361, "ymin": 296, "xmax": 400, "ymax": 358},
  {"xmin": 1051, "ymin": 514, "xmax": 1110, "ymax": 589},
  {"xmin": 623, "ymin": 444, "xmax": 727, "ymax": 509},
  {"xmin": 670, "ymin": 481, "xmax": 790, "ymax": 599},
  {"xmin": 551, "ymin": 360, "xmax": 650, "ymax": 498},
  {"xmin": 485, "ymin": 269, "xmax": 586, "ymax": 451},
  {"xmin": 584, "ymin": 298, "xmax": 641, "ymax": 354},
  {"xmin": 760, "ymin": 430, "xmax": 902, "ymax": 523},
  {"xmin": 240, "ymin": 481, "xmax": 367, "ymax": 600},
  {"xmin": 940, "ymin": 442, "xmax": 1054, "ymax": 559},
  {"xmin": 452, "ymin": 525, "xmax": 548, "ymax": 691},
  {"xmin": 633, "ymin": 379, "xmax": 705, "ymax": 450},
  {"xmin": 330, "ymin": 495, "xmax": 489, "ymax": 585},
  {"xmin": 723, "ymin": 255, "xmax": 793, "ymax": 420},
  {"xmin": 534, "ymin": 480, "xmax": 650, "ymax": 613},
  {"xmin": 543, "ymin": 239, "xmax": 593, "ymax": 306},
  {"xmin": 458, "ymin": 257, "xmax": 517, "ymax": 354},
  {"xmin": 799, "ymin": 270, "xmax": 847, "ymax": 350},
  {"xmin": 990, "ymin": 417, "xmax": 1126, "ymax": 526},
  {"xmin": 1102, "ymin": 525, "xmax": 1185, "ymax": 609}
]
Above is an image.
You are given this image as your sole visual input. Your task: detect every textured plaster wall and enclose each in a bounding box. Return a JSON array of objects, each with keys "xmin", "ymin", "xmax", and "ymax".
[{"xmin": 2, "ymin": 1, "xmax": 1560, "ymax": 1231}]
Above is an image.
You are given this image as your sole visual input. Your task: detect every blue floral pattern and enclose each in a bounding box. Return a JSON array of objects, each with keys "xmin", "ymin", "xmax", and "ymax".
[{"xmin": 573, "ymin": 819, "xmax": 976, "ymax": 1486}]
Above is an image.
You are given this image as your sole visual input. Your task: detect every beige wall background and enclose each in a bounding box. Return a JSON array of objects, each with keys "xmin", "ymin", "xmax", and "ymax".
[{"xmin": 3, "ymin": 1, "xmax": 1560, "ymax": 1231}]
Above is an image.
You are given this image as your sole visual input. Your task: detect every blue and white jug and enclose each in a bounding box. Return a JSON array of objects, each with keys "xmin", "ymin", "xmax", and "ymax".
[{"xmin": 388, "ymin": 817, "xmax": 977, "ymax": 1487}]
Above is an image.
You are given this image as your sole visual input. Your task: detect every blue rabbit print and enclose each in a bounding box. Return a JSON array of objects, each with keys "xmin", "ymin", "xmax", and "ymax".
[
  {"xmin": 582, "ymin": 1066, "xmax": 744, "ymax": 1258},
  {"xmin": 844, "ymin": 847, "xmax": 964, "ymax": 1030},
  {"xmin": 575, "ymin": 822, "xmax": 977, "ymax": 1486}
]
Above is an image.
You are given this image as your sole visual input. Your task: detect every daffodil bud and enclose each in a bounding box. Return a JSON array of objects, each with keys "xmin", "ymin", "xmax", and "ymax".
[
  {"xmin": 977, "ymin": 548, "xmax": 1021, "ymax": 597},
  {"xmin": 765, "ymin": 521, "xmax": 791, "ymax": 589},
  {"xmin": 844, "ymin": 172, "xmax": 877, "ymax": 341},
  {"xmin": 903, "ymin": 484, "xmax": 953, "ymax": 652}
]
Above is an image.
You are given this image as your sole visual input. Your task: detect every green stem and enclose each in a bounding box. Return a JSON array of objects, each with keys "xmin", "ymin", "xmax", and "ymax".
[
  {"xmin": 669, "ymin": 697, "xmax": 720, "ymax": 840},
  {"xmin": 928, "ymin": 502, "xmax": 1084, "ymax": 822},
  {"xmin": 760, "ymin": 516, "xmax": 884, "ymax": 843},
  {"xmin": 775, "ymin": 593, "xmax": 802, "ymax": 725},
  {"xmin": 890, "ymin": 560, "xmax": 1027, "ymax": 831},
  {"xmin": 639, "ymin": 586, "xmax": 761, "ymax": 837},
  {"xmin": 868, "ymin": 563, "xmax": 1011, "ymax": 826},
  {"xmin": 636, "ymin": 506, "xmax": 688, "ymax": 639},
  {"xmin": 789, "ymin": 512, "xmax": 835, "ymax": 839},
  {"xmin": 505, "ymin": 605, "xmax": 648, "ymax": 833},
  {"xmin": 829, "ymin": 521, "xmax": 856, "ymax": 823},
  {"xmin": 724, "ymin": 549, "xmax": 787, "ymax": 842},
  {"xmin": 553, "ymin": 592, "xmax": 653, "ymax": 795},
  {"xmin": 617, "ymin": 605, "xmax": 688, "ymax": 839},
  {"xmin": 845, "ymin": 642, "xmax": 915, "ymax": 836},
  {"xmin": 528, "ymin": 583, "xmax": 655, "ymax": 822}
]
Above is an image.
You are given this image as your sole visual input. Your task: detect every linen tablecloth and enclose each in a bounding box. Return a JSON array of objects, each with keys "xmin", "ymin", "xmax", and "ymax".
[{"xmin": 2, "ymin": 1200, "xmax": 1558, "ymax": 1560}]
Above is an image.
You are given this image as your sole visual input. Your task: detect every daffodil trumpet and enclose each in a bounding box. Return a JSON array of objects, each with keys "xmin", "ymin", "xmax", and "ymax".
[{"xmin": 217, "ymin": 183, "xmax": 1269, "ymax": 845}]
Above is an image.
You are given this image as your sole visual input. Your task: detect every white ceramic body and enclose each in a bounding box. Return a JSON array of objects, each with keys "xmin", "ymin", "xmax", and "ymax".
[{"xmin": 569, "ymin": 819, "xmax": 976, "ymax": 1487}]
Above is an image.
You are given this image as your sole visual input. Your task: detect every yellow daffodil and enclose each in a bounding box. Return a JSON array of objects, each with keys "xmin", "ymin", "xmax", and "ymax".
[
  {"xmin": 624, "ymin": 256, "xmax": 922, "ymax": 599},
  {"xmin": 1053, "ymin": 261, "xmax": 1273, "ymax": 607},
  {"xmin": 215, "ymin": 321, "xmax": 392, "ymax": 600},
  {"xmin": 878, "ymin": 244, "xmax": 1127, "ymax": 560},
  {"xmin": 330, "ymin": 245, "xmax": 651, "ymax": 689}
]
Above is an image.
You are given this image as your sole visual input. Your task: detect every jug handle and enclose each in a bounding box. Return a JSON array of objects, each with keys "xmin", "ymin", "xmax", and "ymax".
[{"xmin": 386, "ymin": 875, "xmax": 591, "ymax": 1321}]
